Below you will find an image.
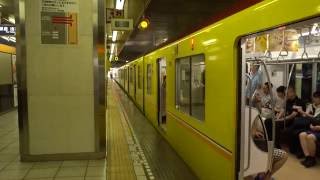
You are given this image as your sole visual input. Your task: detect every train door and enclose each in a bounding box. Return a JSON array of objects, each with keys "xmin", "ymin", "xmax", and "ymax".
[
  {"xmin": 157, "ymin": 58, "xmax": 167, "ymax": 129},
  {"xmin": 238, "ymin": 17, "xmax": 320, "ymax": 180},
  {"xmin": 239, "ymin": 59, "xmax": 275, "ymax": 180}
]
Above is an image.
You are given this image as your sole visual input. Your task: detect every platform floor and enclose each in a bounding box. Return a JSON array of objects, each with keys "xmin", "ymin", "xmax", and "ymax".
[
  {"xmin": 107, "ymin": 80, "xmax": 198, "ymax": 180},
  {"xmin": 0, "ymin": 111, "xmax": 107, "ymax": 180}
]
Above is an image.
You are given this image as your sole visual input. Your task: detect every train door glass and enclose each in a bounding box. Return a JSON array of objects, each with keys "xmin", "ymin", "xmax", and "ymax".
[
  {"xmin": 158, "ymin": 58, "xmax": 167, "ymax": 128},
  {"xmin": 238, "ymin": 17, "xmax": 320, "ymax": 180},
  {"xmin": 134, "ymin": 65, "xmax": 137, "ymax": 100},
  {"xmin": 191, "ymin": 55, "xmax": 205, "ymax": 121},
  {"xmin": 176, "ymin": 57, "xmax": 191, "ymax": 114},
  {"xmin": 147, "ymin": 64, "xmax": 152, "ymax": 95},
  {"xmin": 127, "ymin": 68, "xmax": 129, "ymax": 93},
  {"xmin": 138, "ymin": 65, "xmax": 142, "ymax": 89}
]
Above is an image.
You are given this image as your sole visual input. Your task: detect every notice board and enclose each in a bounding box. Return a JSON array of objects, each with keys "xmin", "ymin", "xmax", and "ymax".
[{"xmin": 40, "ymin": 0, "xmax": 79, "ymax": 45}]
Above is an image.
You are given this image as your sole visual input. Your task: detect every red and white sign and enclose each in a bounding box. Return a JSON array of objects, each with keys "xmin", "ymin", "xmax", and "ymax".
[{"xmin": 52, "ymin": 15, "xmax": 74, "ymax": 26}]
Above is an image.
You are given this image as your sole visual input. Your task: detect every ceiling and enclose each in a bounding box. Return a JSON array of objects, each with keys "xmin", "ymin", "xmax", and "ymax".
[
  {"xmin": 0, "ymin": 0, "xmax": 14, "ymax": 21},
  {"xmin": 0, "ymin": 0, "xmax": 15, "ymax": 47},
  {"xmin": 112, "ymin": 0, "xmax": 261, "ymax": 67}
]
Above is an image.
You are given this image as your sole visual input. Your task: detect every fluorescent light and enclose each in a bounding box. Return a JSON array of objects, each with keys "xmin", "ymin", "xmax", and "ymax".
[
  {"xmin": 112, "ymin": 31, "xmax": 118, "ymax": 42},
  {"xmin": 110, "ymin": 44, "xmax": 115, "ymax": 54},
  {"xmin": 311, "ymin": 23, "xmax": 319, "ymax": 36},
  {"xmin": 8, "ymin": 16, "xmax": 15, "ymax": 24},
  {"xmin": 0, "ymin": 36, "xmax": 16, "ymax": 42},
  {"xmin": 116, "ymin": 0, "xmax": 125, "ymax": 10},
  {"xmin": 109, "ymin": 55, "xmax": 113, "ymax": 62}
]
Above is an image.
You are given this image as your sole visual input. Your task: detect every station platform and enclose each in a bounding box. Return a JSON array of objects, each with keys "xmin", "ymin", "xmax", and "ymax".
[
  {"xmin": 0, "ymin": 112, "xmax": 106, "ymax": 180},
  {"xmin": 106, "ymin": 80, "xmax": 197, "ymax": 180}
]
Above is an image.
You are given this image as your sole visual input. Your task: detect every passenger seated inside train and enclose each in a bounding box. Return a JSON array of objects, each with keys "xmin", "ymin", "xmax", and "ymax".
[
  {"xmin": 265, "ymin": 86, "xmax": 305, "ymax": 148},
  {"xmin": 274, "ymin": 86, "xmax": 286, "ymax": 120},
  {"xmin": 299, "ymin": 124, "xmax": 320, "ymax": 168},
  {"xmin": 253, "ymin": 82, "xmax": 273, "ymax": 119},
  {"xmin": 281, "ymin": 91, "xmax": 320, "ymax": 158},
  {"xmin": 245, "ymin": 117, "xmax": 288, "ymax": 180},
  {"xmin": 297, "ymin": 91, "xmax": 320, "ymax": 168}
]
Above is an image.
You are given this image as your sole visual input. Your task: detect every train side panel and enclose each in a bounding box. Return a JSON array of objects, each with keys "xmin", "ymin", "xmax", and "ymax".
[
  {"xmin": 128, "ymin": 62, "xmax": 136, "ymax": 100},
  {"xmin": 116, "ymin": 0, "xmax": 320, "ymax": 179},
  {"xmin": 143, "ymin": 54, "xmax": 159, "ymax": 127},
  {"xmin": 135, "ymin": 58, "xmax": 144, "ymax": 112}
]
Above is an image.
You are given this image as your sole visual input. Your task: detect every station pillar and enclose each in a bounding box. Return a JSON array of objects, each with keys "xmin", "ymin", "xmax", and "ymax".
[{"xmin": 15, "ymin": 0, "xmax": 106, "ymax": 161}]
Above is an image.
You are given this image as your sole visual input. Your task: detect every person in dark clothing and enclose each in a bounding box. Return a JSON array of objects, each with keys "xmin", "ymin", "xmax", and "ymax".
[
  {"xmin": 265, "ymin": 86, "xmax": 305, "ymax": 148},
  {"xmin": 287, "ymin": 91, "xmax": 320, "ymax": 161},
  {"xmin": 298, "ymin": 91, "xmax": 320, "ymax": 167}
]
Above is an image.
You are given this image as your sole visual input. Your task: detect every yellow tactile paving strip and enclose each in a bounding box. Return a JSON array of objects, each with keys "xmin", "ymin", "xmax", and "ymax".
[{"xmin": 106, "ymin": 84, "xmax": 137, "ymax": 180}]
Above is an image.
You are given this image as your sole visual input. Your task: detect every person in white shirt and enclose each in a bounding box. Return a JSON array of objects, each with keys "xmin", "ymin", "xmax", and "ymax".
[
  {"xmin": 253, "ymin": 82, "xmax": 273, "ymax": 118},
  {"xmin": 274, "ymin": 86, "xmax": 286, "ymax": 120}
]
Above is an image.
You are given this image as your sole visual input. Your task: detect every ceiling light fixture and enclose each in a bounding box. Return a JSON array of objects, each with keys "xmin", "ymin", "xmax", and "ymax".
[
  {"xmin": 139, "ymin": 17, "xmax": 150, "ymax": 30},
  {"xmin": 109, "ymin": 54, "xmax": 113, "ymax": 62},
  {"xmin": 138, "ymin": 0, "xmax": 150, "ymax": 30},
  {"xmin": 110, "ymin": 44, "xmax": 115, "ymax": 54},
  {"xmin": 0, "ymin": 36, "xmax": 16, "ymax": 43},
  {"xmin": 112, "ymin": 31, "xmax": 118, "ymax": 42},
  {"xmin": 116, "ymin": 0, "xmax": 125, "ymax": 10},
  {"xmin": 311, "ymin": 23, "xmax": 320, "ymax": 36},
  {"xmin": 8, "ymin": 16, "xmax": 15, "ymax": 24}
]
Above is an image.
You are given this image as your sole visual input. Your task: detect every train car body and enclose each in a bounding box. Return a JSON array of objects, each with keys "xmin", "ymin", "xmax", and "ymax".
[{"xmin": 114, "ymin": 0, "xmax": 320, "ymax": 179}]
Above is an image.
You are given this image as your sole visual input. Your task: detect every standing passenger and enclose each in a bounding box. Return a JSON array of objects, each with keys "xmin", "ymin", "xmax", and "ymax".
[{"xmin": 246, "ymin": 64, "xmax": 262, "ymax": 105}]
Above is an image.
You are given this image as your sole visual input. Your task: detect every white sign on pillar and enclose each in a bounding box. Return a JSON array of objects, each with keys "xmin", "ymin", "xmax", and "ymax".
[
  {"xmin": 40, "ymin": 0, "xmax": 79, "ymax": 44},
  {"xmin": 41, "ymin": 0, "xmax": 79, "ymax": 13}
]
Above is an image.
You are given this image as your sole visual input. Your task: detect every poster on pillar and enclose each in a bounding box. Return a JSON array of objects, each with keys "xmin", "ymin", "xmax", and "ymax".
[{"xmin": 40, "ymin": 0, "xmax": 79, "ymax": 45}]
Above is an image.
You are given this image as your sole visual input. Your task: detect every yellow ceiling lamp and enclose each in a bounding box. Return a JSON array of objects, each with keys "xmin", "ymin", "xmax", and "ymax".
[
  {"xmin": 139, "ymin": 17, "xmax": 150, "ymax": 30},
  {"xmin": 138, "ymin": 0, "xmax": 150, "ymax": 30}
]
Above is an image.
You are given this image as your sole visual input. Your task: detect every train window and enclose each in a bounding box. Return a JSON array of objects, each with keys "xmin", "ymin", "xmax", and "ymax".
[
  {"xmin": 138, "ymin": 65, "xmax": 142, "ymax": 89},
  {"xmin": 176, "ymin": 57, "xmax": 191, "ymax": 115},
  {"xmin": 191, "ymin": 55, "xmax": 205, "ymax": 120},
  {"xmin": 130, "ymin": 67, "xmax": 134, "ymax": 83},
  {"xmin": 147, "ymin": 64, "xmax": 152, "ymax": 94},
  {"xmin": 176, "ymin": 54, "xmax": 205, "ymax": 120},
  {"xmin": 124, "ymin": 69, "xmax": 127, "ymax": 81}
]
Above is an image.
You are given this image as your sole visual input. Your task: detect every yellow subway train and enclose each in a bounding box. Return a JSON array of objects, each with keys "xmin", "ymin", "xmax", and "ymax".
[{"xmin": 112, "ymin": 0, "xmax": 320, "ymax": 179}]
